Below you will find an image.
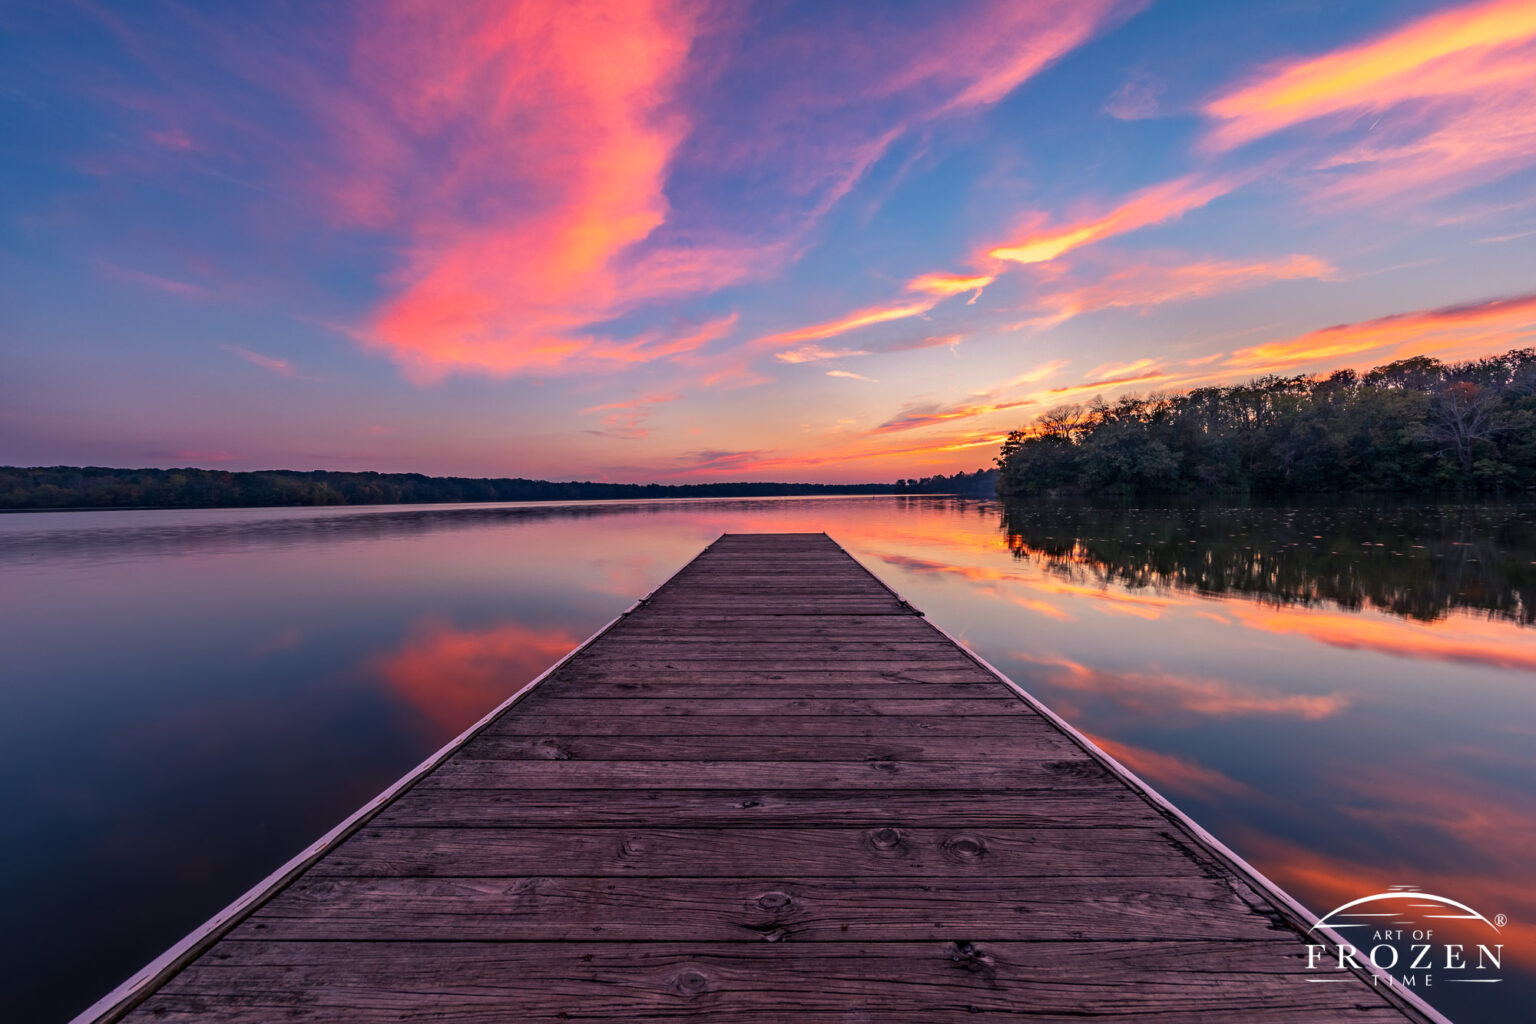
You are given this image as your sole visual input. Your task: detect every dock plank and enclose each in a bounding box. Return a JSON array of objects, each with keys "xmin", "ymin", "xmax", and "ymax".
[
  {"xmin": 98, "ymin": 533, "xmax": 1436, "ymax": 1024},
  {"xmin": 127, "ymin": 941, "xmax": 1411, "ymax": 1024},
  {"xmin": 307, "ymin": 826, "xmax": 1213, "ymax": 878}
]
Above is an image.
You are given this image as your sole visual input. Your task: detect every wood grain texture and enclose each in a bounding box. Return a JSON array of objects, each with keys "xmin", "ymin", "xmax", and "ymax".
[
  {"xmin": 108, "ymin": 533, "xmax": 1430, "ymax": 1024},
  {"xmin": 307, "ymin": 826, "xmax": 1215, "ymax": 878},
  {"xmin": 131, "ymin": 942, "xmax": 1411, "ymax": 1023}
]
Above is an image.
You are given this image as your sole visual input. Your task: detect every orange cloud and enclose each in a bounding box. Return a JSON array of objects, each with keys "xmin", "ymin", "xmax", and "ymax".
[
  {"xmin": 1003, "ymin": 359, "xmax": 1071, "ymax": 387},
  {"xmin": 907, "ymin": 272, "xmax": 996, "ymax": 296},
  {"xmin": 1226, "ymin": 291, "xmax": 1536, "ymax": 372},
  {"xmin": 748, "ymin": 299, "xmax": 938, "ymax": 351},
  {"xmin": 1037, "ymin": 368, "xmax": 1170, "ymax": 402},
  {"xmin": 1205, "ymin": 0, "xmax": 1536, "ymax": 204},
  {"xmin": 988, "ymin": 175, "xmax": 1238, "ymax": 265},
  {"xmin": 1018, "ymin": 654, "xmax": 1350, "ymax": 720},
  {"xmin": 1205, "ymin": 0, "xmax": 1536, "ymax": 151},
  {"xmin": 373, "ymin": 618, "xmax": 579, "ymax": 737},
  {"xmin": 1026, "ymin": 254, "xmax": 1333, "ymax": 327},
  {"xmin": 826, "ymin": 370, "xmax": 877, "ymax": 382}
]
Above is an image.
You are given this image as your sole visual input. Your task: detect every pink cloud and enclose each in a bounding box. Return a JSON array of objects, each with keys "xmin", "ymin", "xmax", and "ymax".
[{"xmin": 342, "ymin": 1, "xmax": 1138, "ymax": 382}]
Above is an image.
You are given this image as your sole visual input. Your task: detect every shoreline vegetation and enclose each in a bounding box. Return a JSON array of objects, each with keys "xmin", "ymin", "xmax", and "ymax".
[
  {"xmin": 0, "ymin": 468, "xmax": 921, "ymax": 512},
  {"xmin": 997, "ymin": 349, "xmax": 1536, "ymax": 497}
]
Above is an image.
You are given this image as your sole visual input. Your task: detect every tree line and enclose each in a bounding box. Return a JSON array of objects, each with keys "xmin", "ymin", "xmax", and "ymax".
[
  {"xmin": 893, "ymin": 468, "xmax": 999, "ymax": 495},
  {"xmin": 997, "ymin": 348, "xmax": 1536, "ymax": 497},
  {"xmin": 0, "ymin": 467, "xmax": 899, "ymax": 510}
]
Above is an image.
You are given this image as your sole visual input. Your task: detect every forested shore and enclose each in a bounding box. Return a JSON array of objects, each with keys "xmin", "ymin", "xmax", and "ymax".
[
  {"xmin": 997, "ymin": 349, "xmax": 1536, "ymax": 497},
  {"xmin": 0, "ymin": 467, "xmax": 899, "ymax": 510}
]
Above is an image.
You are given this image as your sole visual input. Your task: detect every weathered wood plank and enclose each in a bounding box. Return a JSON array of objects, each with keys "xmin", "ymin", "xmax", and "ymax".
[
  {"xmin": 308, "ymin": 826, "xmax": 1212, "ymax": 878},
  {"xmin": 128, "ymin": 941, "xmax": 1412, "ymax": 1023},
  {"xmin": 506, "ymin": 697, "xmax": 1039, "ymax": 716},
  {"xmin": 457, "ymin": 733, "xmax": 1093, "ymax": 762},
  {"xmin": 373, "ymin": 787, "xmax": 1166, "ymax": 828},
  {"xmin": 488, "ymin": 712, "xmax": 1065, "ymax": 735},
  {"xmin": 417, "ymin": 758, "xmax": 1108, "ymax": 791},
  {"xmin": 242, "ymin": 874, "xmax": 1272, "ymax": 942},
  {"xmin": 531, "ymin": 681, "xmax": 1013, "ymax": 699}
]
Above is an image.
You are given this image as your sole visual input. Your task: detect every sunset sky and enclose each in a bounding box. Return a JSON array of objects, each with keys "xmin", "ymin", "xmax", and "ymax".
[{"xmin": 4, "ymin": 0, "xmax": 1536, "ymax": 482}]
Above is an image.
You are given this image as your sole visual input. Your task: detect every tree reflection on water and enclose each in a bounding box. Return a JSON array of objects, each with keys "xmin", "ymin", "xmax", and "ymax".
[{"xmin": 1001, "ymin": 501, "xmax": 1535, "ymax": 625}]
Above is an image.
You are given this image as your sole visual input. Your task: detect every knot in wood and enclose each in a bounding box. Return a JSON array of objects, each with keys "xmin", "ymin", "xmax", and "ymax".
[
  {"xmin": 672, "ymin": 969, "xmax": 711, "ymax": 996},
  {"xmin": 942, "ymin": 834, "xmax": 988, "ymax": 861},
  {"xmin": 868, "ymin": 827, "xmax": 903, "ymax": 850},
  {"xmin": 755, "ymin": 890, "xmax": 793, "ymax": 910}
]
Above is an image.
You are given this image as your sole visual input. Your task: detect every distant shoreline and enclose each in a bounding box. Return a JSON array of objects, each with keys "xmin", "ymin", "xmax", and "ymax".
[
  {"xmin": 0, "ymin": 464, "xmax": 916, "ymax": 512},
  {"xmin": 0, "ymin": 491, "xmax": 929, "ymax": 515}
]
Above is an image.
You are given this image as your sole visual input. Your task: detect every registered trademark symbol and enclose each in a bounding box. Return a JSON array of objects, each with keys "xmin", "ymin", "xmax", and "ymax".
[{"xmin": 1496, "ymin": 914, "xmax": 1508, "ymax": 927}]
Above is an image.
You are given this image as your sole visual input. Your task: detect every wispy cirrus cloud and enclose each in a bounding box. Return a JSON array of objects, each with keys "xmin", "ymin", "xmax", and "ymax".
[
  {"xmin": 664, "ymin": 428, "xmax": 1014, "ymax": 478},
  {"xmin": 748, "ymin": 298, "xmax": 938, "ymax": 351},
  {"xmin": 775, "ymin": 344, "xmax": 871, "ymax": 364},
  {"xmin": 872, "ymin": 397, "xmax": 1035, "ymax": 435},
  {"xmin": 580, "ymin": 392, "xmax": 682, "ymax": 440},
  {"xmin": 907, "ymin": 271, "xmax": 996, "ymax": 297},
  {"xmin": 1022, "ymin": 253, "xmax": 1334, "ymax": 328},
  {"xmin": 987, "ymin": 174, "xmax": 1239, "ymax": 265},
  {"xmin": 1225, "ymin": 291, "xmax": 1536, "ymax": 372},
  {"xmin": 1204, "ymin": 0, "xmax": 1536, "ymax": 204},
  {"xmin": 97, "ymin": 260, "xmax": 209, "ymax": 298},
  {"xmin": 358, "ymin": 0, "xmax": 1141, "ymax": 383},
  {"xmin": 1205, "ymin": 0, "xmax": 1536, "ymax": 151},
  {"xmin": 220, "ymin": 343, "xmax": 300, "ymax": 379},
  {"xmin": 357, "ymin": 1, "xmax": 707, "ymax": 381},
  {"xmin": 827, "ymin": 369, "xmax": 878, "ymax": 382}
]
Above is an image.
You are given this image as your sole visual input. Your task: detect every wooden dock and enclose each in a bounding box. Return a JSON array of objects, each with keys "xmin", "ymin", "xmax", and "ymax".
[{"xmin": 80, "ymin": 533, "xmax": 1446, "ymax": 1022}]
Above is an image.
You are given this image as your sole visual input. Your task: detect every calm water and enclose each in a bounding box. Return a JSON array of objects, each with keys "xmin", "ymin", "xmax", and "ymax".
[{"xmin": 3, "ymin": 496, "xmax": 1532, "ymax": 1023}]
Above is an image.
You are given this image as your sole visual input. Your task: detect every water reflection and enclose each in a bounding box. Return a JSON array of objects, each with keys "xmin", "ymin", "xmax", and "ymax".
[
  {"xmin": 0, "ymin": 496, "xmax": 862, "ymax": 568},
  {"xmin": 374, "ymin": 619, "xmax": 580, "ymax": 736},
  {"xmin": 4, "ymin": 496, "xmax": 1531, "ymax": 1023},
  {"xmin": 1002, "ymin": 501, "xmax": 1536, "ymax": 625}
]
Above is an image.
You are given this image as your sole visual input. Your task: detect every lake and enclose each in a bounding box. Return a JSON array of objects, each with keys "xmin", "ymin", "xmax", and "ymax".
[{"xmin": 3, "ymin": 495, "xmax": 1532, "ymax": 1023}]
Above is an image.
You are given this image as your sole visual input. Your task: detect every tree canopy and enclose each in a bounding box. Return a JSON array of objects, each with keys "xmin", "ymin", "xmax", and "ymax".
[{"xmin": 997, "ymin": 349, "xmax": 1536, "ymax": 497}]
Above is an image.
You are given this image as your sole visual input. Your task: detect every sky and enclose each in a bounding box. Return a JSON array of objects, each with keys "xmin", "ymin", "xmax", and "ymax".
[{"xmin": 3, "ymin": 0, "xmax": 1536, "ymax": 483}]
